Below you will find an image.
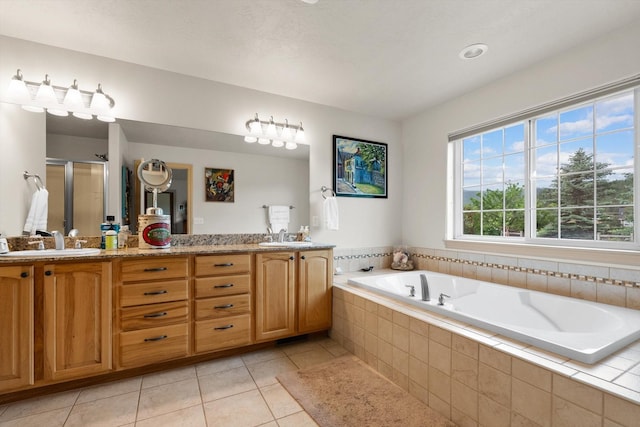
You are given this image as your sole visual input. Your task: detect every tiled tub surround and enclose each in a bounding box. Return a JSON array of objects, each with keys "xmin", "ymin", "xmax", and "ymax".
[
  {"xmin": 333, "ymin": 246, "xmax": 640, "ymax": 310},
  {"xmin": 331, "ymin": 273, "xmax": 640, "ymax": 427}
]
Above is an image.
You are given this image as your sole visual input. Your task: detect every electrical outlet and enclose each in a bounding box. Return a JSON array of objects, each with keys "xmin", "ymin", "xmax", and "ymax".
[
  {"xmin": 193, "ymin": 217, "xmax": 204, "ymax": 225},
  {"xmin": 312, "ymin": 215, "xmax": 320, "ymax": 227}
]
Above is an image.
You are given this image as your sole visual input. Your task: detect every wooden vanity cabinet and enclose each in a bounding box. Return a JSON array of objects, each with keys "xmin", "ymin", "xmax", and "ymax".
[
  {"xmin": 298, "ymin": 250, "xmax": 333, "ymax": 333},
  {"xmin": 43, "ymin": 261, "xmax": 112, "ymax": 381},
  {"xmin": 0, "ymin": 265, "xmax": 34, "ymax": 393},
  {"xmin": 194, "ymin": 254, "xmax": 253, "ymax": 353},
  {"xmin": 255, "ymin": 249, "xmax": 333, "ymax": 342},
  {"xmin": 115, "ymin": 256, "xmax": 190, "ymax": 368}
]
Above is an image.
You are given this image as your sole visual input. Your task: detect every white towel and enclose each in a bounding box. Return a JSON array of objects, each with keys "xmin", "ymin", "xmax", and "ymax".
[
  {"xmin": 23, "ymin": 188, "xmax": 49, "ymax": 235},
  {"xmin": 268, "ymin": 205, "xmax": 290, "ymax": 232},
  {"xmin": 323, "ymin": 196, "xmax": 339, "ymax": 231}
]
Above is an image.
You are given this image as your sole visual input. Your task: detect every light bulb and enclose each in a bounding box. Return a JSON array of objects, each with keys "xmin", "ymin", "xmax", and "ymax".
[
  {"xmin": 266, "ymin": 116, "xmax": 277, "ymax": 137},
  {"xmin": 285, "ymin": 141, "xmax": 297, "ymax": 150},
  {"xmin": 73, "ymin": 111, "xmax": 93, "ymax": 120},
  {"xmin": 7, "ymin": 70, "xmax": 30, "ymax": 103},
  {"xmin": 295, "ymin": 122, "xmax": 305, "ymax": 142},
  {"xmin": 97, "ymin": 115, "xmax": 115, "ymax": 122},
  {"xmin": 46, "ymin": 108, "xmax": 69, "ymax": 117},
  {"xmin": 272, "ymin": 139, "xmax": 284, "ymax": 148},
  {"xmin": 35, "ymin": 75, "xmax": 57, "ymax": 106},
  {"xmin": 258, "ymin": 137, "xmax": 270, "ymax": 145},
  {"xmin": 244, "ymin": 136, "xmax": 257, "ymax": 143},
  {"xmin": 249, "ymin": 113, "xmax": 261, "ymax": 135}
]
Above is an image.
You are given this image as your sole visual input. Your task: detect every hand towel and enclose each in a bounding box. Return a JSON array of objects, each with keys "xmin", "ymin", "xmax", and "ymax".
[
  {"xmin": 268, "ymin": 205, "xmax": 290, "ymax": 232},
  {"xmin": 323, "ymin": 196, "xmax": 339, "ymax": 231},
  {"xmin": 23, "ymin": 188, "xmax": 49, "ymax": 234}
]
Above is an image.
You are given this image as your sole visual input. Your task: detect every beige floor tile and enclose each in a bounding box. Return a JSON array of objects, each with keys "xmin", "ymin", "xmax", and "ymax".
[
  {"xmin": 142, "ymin": 365, "xmax": 197, "ymax": 389},
  {"xmin": 137, "ymin": 377, "xmax": 202, "ymax": 421},
  {"xmin": 203, "ymin": 389, "xmax": 274, "ymax": 427},
  {"xmin": 199, "ymin": 366, "xmax": 257, "ymax": 402},
  {"xmin": 0, "ymin": 405, "xmax": 6, "ymax": 416},
  {"xmin": 64, "ymin": 391, "xmax": 139, "ymax": 427},
  {"xmin": 258, "ymin": 422, "xmax": 278, "ymax": 427},
  {"xmin": 0, "ymin": 389, "xmax": 79, "ymax": 421},
  {"xmin": 135, "ymin": 405, "xmax": 207, "ymax": 427},
  {"xmin": 259, "ymin": 382, "xmax": 302, "ymax": 418},
  {"xmin": 76, "ymin": 377, "xmax": 142, "ymax": 404},
  {"xmin": 195, "ymin": 355, "xmax": 244, "ymax": 377},
  {"xmin": 280, "ymin": 338, "xmax": 330, "ymax": 356},
  {"xmin": 241, "ymin": 348, "xmax": 287, "ymax": 366},
  {"xmin": 247, "ymin": 357, "xmax": 299, "ymax": 387},
  {"xmin": 323, "ymin": 341, "xmax": 349, "ymax": 357},
  {"xmin": 288, "ymin": 347, "xmax": 336, "ymax": 369},
  {"xmin": 275, "ymin": 410, "xmax": 319, "ymax": 427},
  {"xmin": 0, "ymin": 407, "xmax": 70, "ymax": 427}
]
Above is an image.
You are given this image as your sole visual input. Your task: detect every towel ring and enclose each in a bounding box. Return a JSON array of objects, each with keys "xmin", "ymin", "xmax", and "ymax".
[{"xmin": 321, "ymin": 186, "xmax": 336, "ymax": 199}]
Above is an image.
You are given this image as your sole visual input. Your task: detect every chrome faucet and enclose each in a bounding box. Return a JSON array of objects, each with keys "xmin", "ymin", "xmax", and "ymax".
[
  {"xmin": 420, "ymin": 274, "xmax": 430, "ymax": 301},
  {"xmin": 278, "ymin": 229, "xmax": 286, "ymax": 243},
  {"xmin": 52, "ymin": 230, "xmax": 65, "ymax": 250}
]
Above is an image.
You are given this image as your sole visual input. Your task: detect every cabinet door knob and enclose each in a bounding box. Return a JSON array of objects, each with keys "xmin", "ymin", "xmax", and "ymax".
[
  {"xmin": 44, "ymin": 270, "xmax": 52, "ymax": 276},
  {"xmin": 20, "ymin": 272, "xmax": 29, "ymax": 278},
  {"xmin": 301, "ymin": 255, "xmax": 306, "ymax": 260},
  {"xmin": 289, "ymin": 256, "xmax": 294, "ymax": 260}
]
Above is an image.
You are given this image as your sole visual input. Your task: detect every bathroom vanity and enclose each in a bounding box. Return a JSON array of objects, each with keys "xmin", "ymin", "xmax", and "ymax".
[{"xmin": 0, "ymin": 244, "xmax": 333, "ymax": 401}]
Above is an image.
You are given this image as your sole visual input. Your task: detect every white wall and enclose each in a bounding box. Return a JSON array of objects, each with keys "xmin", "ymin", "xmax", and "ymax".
[
  {"xmin": 46, "ymin": 134, "xmax": 108, "ymax": 161},
  {"xmin": 402, "ymin": 19, "xmax": 640, "ymax": 252},
  {"xmin": 0, "ymin": 36, "xmax": 402, "ymax": 248}
]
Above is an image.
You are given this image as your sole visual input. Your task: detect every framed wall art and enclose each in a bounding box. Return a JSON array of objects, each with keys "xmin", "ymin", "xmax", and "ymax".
[
  {"xmin": 205, "ymin": 168, "xmax": 234, "ymax": 202},
  {"xmin": 333, "ymin": 135, "xmax": 387, "ymax": 198}
]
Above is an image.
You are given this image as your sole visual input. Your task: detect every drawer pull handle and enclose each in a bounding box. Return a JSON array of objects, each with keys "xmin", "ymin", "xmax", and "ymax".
[
  {"xmin": 143, "ymin": 311, "xmax": 168, "ymax": 318},
  {"xmin": 214, "ymin": 262, "xmax": 234, "ymax": 267},
  {"xmin": 143, "ymin": 267, "xmax": 168, "ymax": 272},
  {"xmin": 144, "ymin": 290, "xmax": 168, "ymax": 296},
  {"xmin": 214, "ymin": 324, "xmax": 234, "ymax": 330},
  {"xmin": 214, "ymin": 304, "xmax": 234, "ymax": 309},
  {"xmin": 214, "ymin": 283, "xmax": 234, "ymax": 289},
  {"xmin": 144, "ymin": 335, "xmax": 168, "ymax": 342}
]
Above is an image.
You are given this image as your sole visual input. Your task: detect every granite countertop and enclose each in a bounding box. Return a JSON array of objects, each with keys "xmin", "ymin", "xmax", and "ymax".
[{"xmin": 0, "ymin": 242, "xmax": 335, "ymax": 263}]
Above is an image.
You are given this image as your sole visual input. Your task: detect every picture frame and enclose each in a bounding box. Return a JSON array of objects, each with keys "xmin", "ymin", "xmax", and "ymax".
[
  {"xmin": 205, "ymin": 168, "xmax": 234, "ymax": 202},
  {"xmin": 333, "ymin": 135, "xmax": 388, "ymax": 198}
]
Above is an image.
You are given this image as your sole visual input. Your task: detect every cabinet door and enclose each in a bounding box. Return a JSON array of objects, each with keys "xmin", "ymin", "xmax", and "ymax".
[
  {"xmin": 0, "ymin": 265, "xmax": 34, "ymax": 392},
  {"xmin": 298, "ymin": 250, "xmax": 333, "ymax": 333},
  {"xmin": 255, "ymin": 252, "xmax": 295, "ymax": 341},
  {"xmin": 43, "ymin": 261, "xmax": 112, "ymax": 381}
]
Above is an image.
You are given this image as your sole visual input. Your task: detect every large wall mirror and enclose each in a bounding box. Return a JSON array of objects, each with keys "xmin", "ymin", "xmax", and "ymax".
[{"xmin": 1, "ymin": 102, "xmax": 310, "ymax": 237}]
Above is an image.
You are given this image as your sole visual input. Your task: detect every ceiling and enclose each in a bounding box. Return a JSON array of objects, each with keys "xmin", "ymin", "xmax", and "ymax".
[{"xmin": 2, "ymin": 0, "xmax": 640, "ymax": 121}]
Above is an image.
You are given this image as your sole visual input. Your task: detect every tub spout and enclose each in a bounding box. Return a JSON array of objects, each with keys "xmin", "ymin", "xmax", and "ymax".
[{"xmin": 420, "ymin": 274, "xmax": 430, "ymax": 301}]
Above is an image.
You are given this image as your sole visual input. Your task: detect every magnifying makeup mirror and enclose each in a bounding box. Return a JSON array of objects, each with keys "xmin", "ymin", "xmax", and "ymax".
[{"xmin": 137, "ymin": 159, "xmax": 172, "ymax": 215}]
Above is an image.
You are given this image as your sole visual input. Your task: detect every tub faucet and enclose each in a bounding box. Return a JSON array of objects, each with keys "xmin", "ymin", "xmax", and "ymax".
[
  {"xmin": 420, "ymin": 274, "xmax": 430, "ymax": 301},
  {"xmin": 52, "ymin": 230, "xmax": 65, "ymax": 250},
  {"xmin": 438, "ymin": 293, "xmax": 451, "ymax": 306}
]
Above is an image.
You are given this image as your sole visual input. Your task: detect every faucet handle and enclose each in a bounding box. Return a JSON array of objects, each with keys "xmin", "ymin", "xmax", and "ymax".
[
  {"xmin": 405, "ymin": 285, "xmax": 415, "ymax": 297},
  {"xmin": 438, "ymin": 293, "xmax": 451, "ymax": 306},
  {"xmin": 28, "ymin": 238, "xmax": 45, "ymax": 250},
  {"xmin": 74, "ymin": 239, "xmax": 88, "ymax": 249}
]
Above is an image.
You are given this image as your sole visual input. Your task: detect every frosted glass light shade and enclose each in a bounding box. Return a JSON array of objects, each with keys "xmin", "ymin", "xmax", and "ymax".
[
  {"xmin": 35, "ymin": 82, "xmax": 57, "ymax": 105},
  {"xmin": 63, "ymin": 85, "xmax": 83, "ymax": 110},
  {"xmin": 7, "ymin": 78, "xmax": 30, "ymax": 103},
  {"xmin": 97, "ymin": 115, "xmax": 115, "ymax": 122},
  {"xmin": 73, "ymin": 111, "xmax": 93, "ymax": 120},
  {"xmin": 90, "ymin": 90, "xmax": 109, "ymax": 113},
  {"xmin": 272, "ymin": 139, "xmax": 284, "ymax": 148},
  {"xmin": 47, "ymin": 108, "xmax": 68, "ymax": 117},
  {"xmin": 258, "ymin": 138, "xmax": 270, "ymax": 145},
  {"xmin": 244, "ymin": 136, "xmax": 257, "ymax": 143},
  {"xmin": 285, "ymin": 141, "xmax": 297, "ymax": 150},
  {"xmin": 295, "ymin": 123, "xmax": 305, "ymax": 142},
  {"xmin": 266, "ymin": 118, "xmax": 277, "ymax": 138},
  {"xmin": 280, "ymin": 125, "xmax": 292, "ymax": 141}
]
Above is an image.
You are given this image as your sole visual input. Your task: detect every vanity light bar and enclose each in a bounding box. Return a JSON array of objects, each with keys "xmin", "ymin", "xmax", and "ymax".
[
  {"xmin": 244, "ymin": 113, "xmax": 305, "ymax": 150},
  {"xmin": 7, "ymin": 69, "xmax": 116, "ymax": 122}
]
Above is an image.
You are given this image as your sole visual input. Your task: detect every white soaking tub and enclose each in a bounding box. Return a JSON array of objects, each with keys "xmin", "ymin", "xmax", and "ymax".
[{"xmin": 348, "ymin": 270, "xmax": 640, "ymax": 364}]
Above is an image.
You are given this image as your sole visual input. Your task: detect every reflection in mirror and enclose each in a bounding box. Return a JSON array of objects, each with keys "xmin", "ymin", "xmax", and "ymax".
[
  {"xmin": 137, "ymin": 158, "xmax": 172, "ymax": 216},
  {"xmin": 1, "ymin": 103, "xmax": 310, "ymax": 237}
]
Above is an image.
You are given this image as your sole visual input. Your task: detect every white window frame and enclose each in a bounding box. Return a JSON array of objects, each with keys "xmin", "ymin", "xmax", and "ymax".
[{"xmin": 450, "ymin": 79, "xmax": 640, "ymax": 252}]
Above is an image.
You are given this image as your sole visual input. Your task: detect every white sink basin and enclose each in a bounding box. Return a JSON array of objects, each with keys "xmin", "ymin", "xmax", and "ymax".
[
  {"xmin": 0, "ymin": 248, "xmax": 102, "ymax": 257},
  {"xmin": 258, "ymin": 241, "xmax": 314, "ymax": 248}
]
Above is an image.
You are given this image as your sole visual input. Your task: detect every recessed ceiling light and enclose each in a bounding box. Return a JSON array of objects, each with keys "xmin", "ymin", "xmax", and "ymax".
[{"xmin": 459, "ymin": 43, "xmax": 488, "ymax": 60}]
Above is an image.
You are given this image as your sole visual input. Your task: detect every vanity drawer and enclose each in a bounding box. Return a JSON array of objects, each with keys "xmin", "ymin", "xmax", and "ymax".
[
  {"xmin": 119, "ymin": 323, "xmax": 189, "ymax": 367},
  {"xmin": 195, "ymin": 274, "xmax": 250, "ymax": 298},
  {"xmin": 119, "ymin": 279, "xmax": 188, "ymax": 307},
  {"xmin": 195, "ymin": 254, "xmax": 251, "ymax": 276},
  {"xmin": 195, "ymin": 295, "xmax": 251, "ymax": 320},
  {"xmin": 120, "ymin": 301, "xmax": 189, "ymax": 331},
  {"xmin": 194, "ymin": 314, "xmax": 251, "ymax": 353},
  {"xmin": 120, "ymin": 257, "xmax": 189, "ymax": 282}
]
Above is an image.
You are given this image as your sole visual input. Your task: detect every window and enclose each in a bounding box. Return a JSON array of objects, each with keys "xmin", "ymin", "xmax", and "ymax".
[{"xmin": 454, "ymin": 86, "xmax": 638, "ymax": 248}]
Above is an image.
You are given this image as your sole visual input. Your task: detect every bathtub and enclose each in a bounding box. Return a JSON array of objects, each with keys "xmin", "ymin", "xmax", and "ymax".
[{"xmin": 348, "ymin": 270, "xmax": 640, "ymax": 364}]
